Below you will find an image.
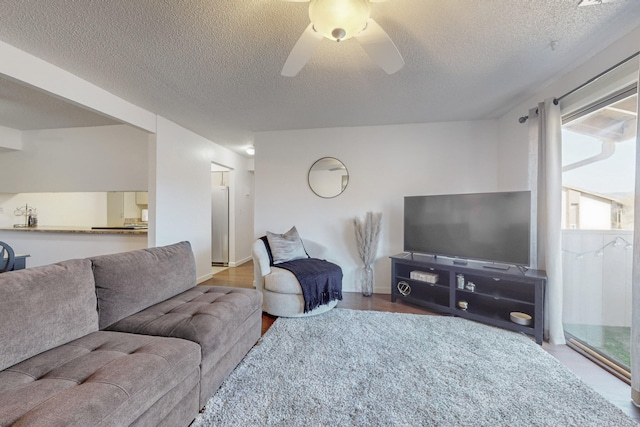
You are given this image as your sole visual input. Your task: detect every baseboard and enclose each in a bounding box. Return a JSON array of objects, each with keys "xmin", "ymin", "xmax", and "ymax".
[
  {"xmin": 197, "ymin": 272, "xmax": 213, "ymax": 284},
  {"xmin": 229, "ymin": 256, "xmax": 252, "ymax": 268}
]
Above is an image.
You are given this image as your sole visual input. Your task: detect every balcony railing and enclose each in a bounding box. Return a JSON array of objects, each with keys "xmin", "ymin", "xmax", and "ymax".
[
  {"xmin": 562, "ymin": 229, "xmax": 632, "ymax": 372},
  {"xmin": 562, "ymin": 229, "xmax": 633, "ymax": 328}
]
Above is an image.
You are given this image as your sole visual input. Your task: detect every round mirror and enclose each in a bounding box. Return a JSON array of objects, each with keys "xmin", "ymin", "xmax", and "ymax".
[{"xmin": 308, "ymin": 157, "xmax": 349, "ymax": 198}]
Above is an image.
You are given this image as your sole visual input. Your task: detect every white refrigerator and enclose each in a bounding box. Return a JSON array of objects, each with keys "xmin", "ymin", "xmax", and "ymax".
[{"xmin": 211, "ymin": 185, "xmax": 229, "ymax": 266}]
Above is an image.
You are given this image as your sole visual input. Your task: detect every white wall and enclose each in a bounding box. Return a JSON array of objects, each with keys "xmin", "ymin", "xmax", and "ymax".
[
  {"xmin": 254, "ymin": 121, "xmax": 499, "ymax": 293},
  {"xmin": 0, "ymin": 125, "xmax": 21, "ymax": 150},
  {"xmin": 0, "ymin": 125, "xmax": 149, "ymax": 193},
  {"xmin": 150, "ymin": 117, "xmax": 254, "ymax": 282},
  {"xmin": 497, "ymin": 25, "xmax": 640, "ymax": 190}
]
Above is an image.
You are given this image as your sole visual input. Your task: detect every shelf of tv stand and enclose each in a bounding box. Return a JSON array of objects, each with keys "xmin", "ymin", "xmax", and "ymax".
[
  {"xmin": 390, "ymin": 253, "xmax": 546, "ymax": 344},
  {"xmin": 395, "ymin": 276, "xmax": 450, "ymax": 309}
]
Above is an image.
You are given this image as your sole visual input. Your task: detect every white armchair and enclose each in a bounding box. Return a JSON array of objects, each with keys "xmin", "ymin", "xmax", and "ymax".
[{"xmin": 252, "ymin": 238, "xmax": 338, "ymax": 317}]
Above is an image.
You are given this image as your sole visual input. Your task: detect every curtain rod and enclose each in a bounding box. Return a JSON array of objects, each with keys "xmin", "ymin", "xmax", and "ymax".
[
  {"xmin": 518, "ymin": 99, "xmax": 557, "ymax": 124},
  {"xmin": 518, "ymin": 50, "xmax": 640, "ymax": 124}
]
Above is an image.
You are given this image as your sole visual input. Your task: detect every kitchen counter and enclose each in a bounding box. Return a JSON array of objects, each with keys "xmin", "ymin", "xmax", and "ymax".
[{"xmin": 0, "ymin": 226, "xmax": 147, "ymax": 235}]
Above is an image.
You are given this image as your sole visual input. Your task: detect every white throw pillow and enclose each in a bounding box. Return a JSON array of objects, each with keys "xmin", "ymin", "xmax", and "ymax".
[{"xmin": 266, "ymin": 226, "xmax": 308, "ymax": 264}]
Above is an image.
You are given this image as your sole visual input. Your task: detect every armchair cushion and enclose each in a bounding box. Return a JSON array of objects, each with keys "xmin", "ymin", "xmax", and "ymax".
[{"xmin": 266, "ymin": 226, "xmax": 309, "ymax": 264}]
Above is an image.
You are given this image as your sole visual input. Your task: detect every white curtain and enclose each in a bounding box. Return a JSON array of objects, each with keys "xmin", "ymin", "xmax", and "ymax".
[
  {"xmin": 529, "ymin": 98, "xmax": 565, "ymax": 345},
  {"xmin": 631, "ymin": 57, "xmax": 640, "ymax": 406}
]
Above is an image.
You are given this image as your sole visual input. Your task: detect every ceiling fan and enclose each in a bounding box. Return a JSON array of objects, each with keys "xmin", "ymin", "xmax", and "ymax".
[{"xmin": 280, "ymin": 0, "xmax": 405, "ymax": 77}]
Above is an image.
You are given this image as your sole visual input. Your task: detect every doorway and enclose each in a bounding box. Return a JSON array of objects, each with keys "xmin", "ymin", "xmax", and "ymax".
[{"xmin": 211, "ymin": 164, "xmax": 230, "ymax": 267}]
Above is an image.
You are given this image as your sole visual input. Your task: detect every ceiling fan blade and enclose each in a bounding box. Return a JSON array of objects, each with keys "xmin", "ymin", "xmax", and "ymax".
[
  {"xmin": 282, "ymin": 23, "xmax": 323, "ymax": 77},
  {"xmin": 355, "ymin": 18, "xmax": 404, "ymax": 75},
  {"xmin": 578, "ymin": 0, "xmax": 622, "ymax": 5}
]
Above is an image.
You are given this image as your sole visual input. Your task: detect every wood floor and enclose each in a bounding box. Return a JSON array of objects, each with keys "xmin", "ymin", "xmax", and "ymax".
[{"xmin": 201, "ymin": 261, "xmax": 640, "ymax": 421}]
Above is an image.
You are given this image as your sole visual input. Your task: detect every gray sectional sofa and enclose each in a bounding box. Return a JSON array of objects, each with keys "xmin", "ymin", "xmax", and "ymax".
[{"xmin": 0, "ymin": 241, "xmax": 262, "ymax": 426}]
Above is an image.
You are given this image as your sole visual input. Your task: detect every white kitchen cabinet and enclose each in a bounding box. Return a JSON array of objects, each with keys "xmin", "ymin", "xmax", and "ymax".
[
  {"xmin": 135, "ymin": 191, "xmax": 148, "ymax": 205},
  {"xmin": 107, "ymin": 192, "xmax": 142, "ymax": 226}
]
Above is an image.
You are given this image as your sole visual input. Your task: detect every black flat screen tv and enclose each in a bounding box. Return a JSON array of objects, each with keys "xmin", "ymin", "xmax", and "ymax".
[{"xmin": 403, "ymin": 191, "xmax": 531, "ymax": 266}]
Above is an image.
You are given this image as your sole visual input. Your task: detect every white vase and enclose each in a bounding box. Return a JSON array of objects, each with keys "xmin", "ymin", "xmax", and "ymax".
[{"xmin": 359, "ymin": 266, "xmax": 374, "ymax": 297}]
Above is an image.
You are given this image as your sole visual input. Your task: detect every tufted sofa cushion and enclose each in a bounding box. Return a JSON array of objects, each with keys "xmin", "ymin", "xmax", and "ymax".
[
  {"xmin": 0, "ymin": 259, "xmax": 98, "ymax": 372},
  {"xmin": 0, "ymin": 331, "xmax": 201, "ymax": 427},
  {"xmin": 91, "ymin": 241, "xmax": 196, "ymax": 329},
  {"xmin": 105, "ymin": 285, "xmax": 262, "ymax": 406}
]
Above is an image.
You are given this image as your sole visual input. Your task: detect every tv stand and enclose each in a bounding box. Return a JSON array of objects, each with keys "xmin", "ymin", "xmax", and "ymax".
[
  {"xmin": 483, "ymin": 263, "xmax": 510, "ymax": 271},
  {"xmin": 390, "ymin": 253, "xmax": 546, "ymax": 344},
  {"xmin": 405, "ymin": 252, "xmax": 438, "ymax": 262}
]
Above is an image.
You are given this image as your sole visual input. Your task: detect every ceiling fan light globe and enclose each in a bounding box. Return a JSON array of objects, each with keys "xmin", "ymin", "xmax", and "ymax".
[
  {"xmin": 309, "ymin": 0, "xmax": 371, "ymax": 42},
  {"xmin": 331, "ymin": 28, "xmax": 347, "ymax": 41}
]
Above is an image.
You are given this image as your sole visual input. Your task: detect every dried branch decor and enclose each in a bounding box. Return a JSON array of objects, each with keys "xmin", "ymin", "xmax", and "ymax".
[{"xmin": 353, "ymin": 211, "xmax": 383, "ymax": 268}]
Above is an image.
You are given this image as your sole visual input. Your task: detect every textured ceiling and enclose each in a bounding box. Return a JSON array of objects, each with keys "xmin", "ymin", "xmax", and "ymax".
[{"xmin": 0, "ymin": 0, "xmax": 639, "ymax": 155}]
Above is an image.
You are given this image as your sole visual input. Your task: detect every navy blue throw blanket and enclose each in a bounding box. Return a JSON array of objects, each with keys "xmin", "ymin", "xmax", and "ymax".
[{"xmin": 276, "ymin": 258, "xmax": 343, "ymax": 313}]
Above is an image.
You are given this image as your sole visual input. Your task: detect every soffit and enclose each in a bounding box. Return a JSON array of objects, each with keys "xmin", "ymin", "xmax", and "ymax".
[{"xmin": 0, "ymin": 78, "xmax": 120, "ymax": 130}]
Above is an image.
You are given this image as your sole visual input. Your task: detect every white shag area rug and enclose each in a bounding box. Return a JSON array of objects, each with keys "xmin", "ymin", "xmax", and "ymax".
[{"xmin": 192, "ymin": 308, "xmax": 638, "ymax": 427}]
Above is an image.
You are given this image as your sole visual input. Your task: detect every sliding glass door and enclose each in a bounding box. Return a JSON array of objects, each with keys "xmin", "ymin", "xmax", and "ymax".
[{"xmin": 561, "ymin": 89, "xmax": 637, "ymax": 379}]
